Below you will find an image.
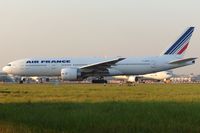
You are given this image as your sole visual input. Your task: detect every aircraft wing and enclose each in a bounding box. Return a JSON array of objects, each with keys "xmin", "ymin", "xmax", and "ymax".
[
  {"xmin": 80, "ymin": 57, "xmax": 125, "ymax": 71},
  {"xmin": 169, "ymin": 57, "xmax": 197, "ymax": 64}
]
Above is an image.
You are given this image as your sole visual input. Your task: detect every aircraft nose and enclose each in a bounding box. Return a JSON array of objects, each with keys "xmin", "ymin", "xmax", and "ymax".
[{"xmin": 2, "ymin": 66, "xmax": 10, "ymax": 74}]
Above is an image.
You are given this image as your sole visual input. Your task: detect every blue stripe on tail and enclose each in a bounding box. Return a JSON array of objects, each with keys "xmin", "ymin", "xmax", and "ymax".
[{"xmin": 164, "ymin": 27, "xmax": 194, "ymax": 55}]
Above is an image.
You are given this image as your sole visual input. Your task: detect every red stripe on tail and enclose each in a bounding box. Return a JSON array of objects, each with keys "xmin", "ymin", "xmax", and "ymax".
[{"xmin": 177, "ymin": 43, "xmax": 189, "ymax": 54}]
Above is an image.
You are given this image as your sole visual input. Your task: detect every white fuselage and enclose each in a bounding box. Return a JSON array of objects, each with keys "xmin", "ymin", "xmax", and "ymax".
[
  {"xmin": 113, "ymin": 71, "xmax": 173, "ymax": 81},
  {"xmin": 2, "ymin": 55, "xmax": 193, "ymax": 78},
  {"xmin": 140, "ymin": 71, "xmax": 173, "ymax": 80}
]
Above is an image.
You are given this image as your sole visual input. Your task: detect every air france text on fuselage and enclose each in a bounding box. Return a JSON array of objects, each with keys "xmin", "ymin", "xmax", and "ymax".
[{"xmin": 26, "ymin": 60, "xmax": 71, "ymax": 64}]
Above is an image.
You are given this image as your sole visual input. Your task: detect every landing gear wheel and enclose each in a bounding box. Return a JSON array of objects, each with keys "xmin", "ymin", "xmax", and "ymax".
[{"xmin": 92, "ymin": 80, "xmax": 108, "ymax": 84}]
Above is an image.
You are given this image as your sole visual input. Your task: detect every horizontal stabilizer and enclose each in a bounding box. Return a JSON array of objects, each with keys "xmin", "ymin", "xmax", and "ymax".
[{"xmin": 169, "ymin": 57, "xmax": 197, "ymax": 64}]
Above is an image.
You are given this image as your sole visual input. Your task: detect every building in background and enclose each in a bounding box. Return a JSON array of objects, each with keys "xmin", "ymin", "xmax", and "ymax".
[{"xmin": 0, "ymin": 71, "xmax": 15, "ymax": 83}]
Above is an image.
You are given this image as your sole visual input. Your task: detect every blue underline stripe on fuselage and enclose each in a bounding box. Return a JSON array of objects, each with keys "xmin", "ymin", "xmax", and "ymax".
[
  {"xmin": 118, "ymin": 63, "xmax": 150, "ymax": 65},
  {"xmin": 169, "ymin": 30, "xmax": 193, "ymax": 54},
  {"xmin": 165, "ymin": 28, "xmax": 193, "ymax": 54}
]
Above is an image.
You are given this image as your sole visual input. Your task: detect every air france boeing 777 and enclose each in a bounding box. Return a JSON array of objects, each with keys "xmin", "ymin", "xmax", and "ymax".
[{"xmin": 2, "ymin": 27, "xmax": 197, "ymax": 82}]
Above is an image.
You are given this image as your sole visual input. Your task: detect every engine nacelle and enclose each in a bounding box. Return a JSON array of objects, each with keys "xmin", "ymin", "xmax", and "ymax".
[
  {"xmin": 127, "ymin": 76, "xmax": 139, "ymax": 83},
  {"xmin": 61, "ymin": 68, "xmax": 82, "ymax": 81}
]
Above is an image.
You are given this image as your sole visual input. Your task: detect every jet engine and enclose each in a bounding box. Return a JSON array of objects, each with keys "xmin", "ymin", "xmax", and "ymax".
[
  {"xmin": 61, "ymin": 68, "xmax": 82, "ymax": 81},
  {"xmin": 127, "ymin": 76, "xmax": 139, "ymax": 83}
]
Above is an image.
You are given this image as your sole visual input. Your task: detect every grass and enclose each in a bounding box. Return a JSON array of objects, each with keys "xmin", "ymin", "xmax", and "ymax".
[
  {"xmin": 0, "ymin": 83, "xmax": 200, "ymax": 133},
  {"xmin": 1, "ymin": 83, "xmax": 200, "ymax": 103}
]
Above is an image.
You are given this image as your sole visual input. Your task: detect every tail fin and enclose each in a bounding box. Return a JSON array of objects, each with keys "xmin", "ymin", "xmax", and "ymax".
[{"xmin": 164, "ymin": 27, "xmax": 194, "ymax": 57}]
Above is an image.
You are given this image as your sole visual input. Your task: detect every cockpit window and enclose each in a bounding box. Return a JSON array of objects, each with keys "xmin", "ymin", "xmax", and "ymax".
[{"xmin": 7, "ymin": 64, "xmax": 11, "ymax": 66}]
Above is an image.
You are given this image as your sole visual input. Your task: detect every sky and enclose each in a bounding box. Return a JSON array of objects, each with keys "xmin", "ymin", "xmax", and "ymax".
[{"xmin": 0, "ymin": 0, "xmax": 199, "ymax": 74}]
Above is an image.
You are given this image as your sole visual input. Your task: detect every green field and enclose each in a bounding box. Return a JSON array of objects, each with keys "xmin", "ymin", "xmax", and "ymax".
[{"xmin": 0, "ymin": 83, "xmax": 200, "ymax": 133}]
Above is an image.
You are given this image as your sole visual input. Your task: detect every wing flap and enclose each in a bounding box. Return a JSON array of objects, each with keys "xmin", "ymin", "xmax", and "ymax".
[{"xmin": 80, "ymin": 57, "xmax": 125, "ymax": 70}]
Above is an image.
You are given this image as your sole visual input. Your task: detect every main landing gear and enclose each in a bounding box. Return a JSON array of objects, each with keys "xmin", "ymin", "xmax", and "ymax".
[{"xmin": 92, "ymin": 77, "xmax": 108, "ymax": 84}]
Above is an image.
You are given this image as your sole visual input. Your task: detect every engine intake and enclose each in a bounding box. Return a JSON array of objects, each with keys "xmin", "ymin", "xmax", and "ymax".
[
  {"xmin": 61, "ymin": 68, "xmax": 82, "ymax": 81},
  {"xmin": 127, "ymin": 76, "xmax": 139, "ymax": 83}
]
